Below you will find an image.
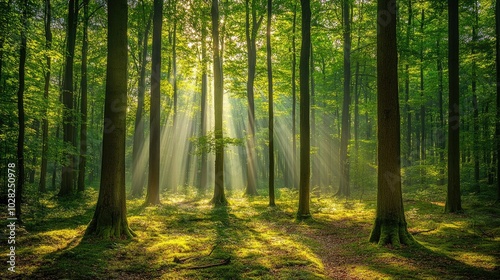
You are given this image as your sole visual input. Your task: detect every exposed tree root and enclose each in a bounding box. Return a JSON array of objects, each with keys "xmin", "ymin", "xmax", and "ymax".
[{"xmin": 185, "ymin": 258, "xmax": 231, "ymax": 270}]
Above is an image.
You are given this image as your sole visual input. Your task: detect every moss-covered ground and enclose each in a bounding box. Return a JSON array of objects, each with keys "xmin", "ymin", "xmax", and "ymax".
[{"xmin": 1, "ymin": 185, "xmax": 499, "ymax": 279}]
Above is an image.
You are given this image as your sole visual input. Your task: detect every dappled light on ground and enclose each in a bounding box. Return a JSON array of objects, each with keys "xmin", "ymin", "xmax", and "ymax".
[{"xmin": 2, "ymin": 188, "xmax": 499, "ymax": 279}]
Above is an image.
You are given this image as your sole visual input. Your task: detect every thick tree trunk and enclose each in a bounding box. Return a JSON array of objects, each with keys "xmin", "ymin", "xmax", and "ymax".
[
  {"xmin": 78, "ymin": 0, "xmax": 89, "ymax": 193},
  {"xmin": 297, "ymin": 0, "xmax": 311, "ymax": 219},
  {"xmin": 86, "ymin": 0, "xmax": 134, "ymax": 239},
  {"xmin": 445, "ymin": 0, "xmax": 462, "ymax": 213},
  {"xmin": 369, "ymin": 0, "xmax": 413, "ymax": 246},
  {"xmin": 267, "ymin": 0, "xmax": 275, "ymax": 206},
  {"xmin": 211, "ymin": 0, "xmax": 227, "ymax": 206},
  {"xmin": 338, "ymin": 0, "xmax": 351, "ymax": 197},
  {"xmin": 40, "ymin": 0, "xmax": 52, "ymax": 193},
  {"xmin": 60, "ymin": 0, "xmax": 78, "ymax": 196},
  {"xmin": 131, "ymin": 10, "xmax": 152, "ymax": 197},
  {"xmin": 146, "ymin": 0, "xmax": 163, "ymax": 205}
]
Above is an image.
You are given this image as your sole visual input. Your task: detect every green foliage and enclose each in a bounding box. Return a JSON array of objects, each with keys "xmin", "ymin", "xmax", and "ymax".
[{"xmin": 190, "ymin": 130, "xmax": 244, "ymax": 156}]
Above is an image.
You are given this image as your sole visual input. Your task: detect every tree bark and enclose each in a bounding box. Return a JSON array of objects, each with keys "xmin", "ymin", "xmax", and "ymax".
[
  {"xmin": 445, "ymin": 0, "xmax": 462, "ymax": 213},
  {"xmin": 291, "ymin": 1, "xmax": 297, "ymax": 189},
  {"xmin": 245, "ymin": 0, "xmax": 262, "ymax": 196},
  {"xmin": 338, "ymin": 0, "xmax": 351, "ymax": 197},
  {"xmin": 369, "ymin": 0, "xmax": 413, "ymax": 246},
  {"xmin": 78, "ymin": 0, "xmax": 89, "ymax": 193},
  {"xmin": 40, "ymin": 0, "xmax": 52, "ymax": 193},
  {"xmin": 146, "ymin": 0, "xmax": 163, "ymax": 205},
  {"xmin": 199, "ymin": 6, "xmax": 208, "ymax": 193},
  {"xmin": 211, "ymin": 0, "xmax": 227, "ymax": 206},
  {"xmin": 16, "ymin": 0, "xmax": 28, "ymax": 222},
  {"xmin": 85, "ymin": 0, "xmax": 134, "ymax": 239},
  {"xmin": 267, "ymin": 0, "xmax": 275, "ymax": 207},
  {"xmin": 496, "ymin": 0, "xmax": 500, "ymax": 203},
  {"xmin": 131, "ymin": 9, "xmax": 152, "ymax": 197},
  {"xmin": 297, "ymin": 0, "xmax": 311, "ymax": 219},
  {"xmin": 471, "ymin": 1, "xmax": 480, "ymax": 192},
  {"xmin": 60, "ymin": 0, "xmax": 79, "ymax": 196}
]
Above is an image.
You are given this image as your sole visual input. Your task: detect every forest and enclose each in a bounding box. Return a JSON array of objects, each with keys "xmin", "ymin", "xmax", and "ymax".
[{"xmin": 1, "ymin": 0, "xmax": 500, "ymax": 278}]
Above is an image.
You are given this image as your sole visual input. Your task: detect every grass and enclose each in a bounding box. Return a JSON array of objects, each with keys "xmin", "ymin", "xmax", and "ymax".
[{"xmin": 1, "ymin": 185, "xmax": 499, "ymax": 279}]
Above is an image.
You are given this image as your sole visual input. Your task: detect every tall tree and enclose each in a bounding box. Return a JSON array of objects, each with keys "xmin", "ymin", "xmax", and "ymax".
[
  {"xmin": 16, "ymin": 0, "xmax": 28, "ymax": 222},
  {"xmin": 445, "ymin": 0, "xmax": 462, "ymax": 213},
  {"xmin": 245, "ymin": 0, "xmax": 263, "ymax": 196},
  {"xmin": 199, "ymin": 2, "xmax": 208, "ymax": 193},
  {"xmin": 131, "ymin": 8, "xmax": 152, "ymax": 197},
  {"xmin": 78, "ymin": 0, "xmax": 89, "ymax": 192},
  {"xmin": 496, "ymin": 0, "xmax": 500, "ymax": 203},
  {"xmin": 85, "ymin": 0, "xmax": 134, "ymax": 239},
  {"xmin": 60, "ymin": 0, "xmax": 79, "ymax": 196},
  {"xmin": 211, "ymin": 0, "xmax": 227, "ymax": 206},
  {"xmin": 338, "ymin": 0, "xmax": 351, "ymax": 197},
  {"xmin": 40, "ymin": 0, "xmax": 52, "ymax": 193},
  {"xmin": 297, "ymin": 0, "xmax": 311, "ymax": 219},
  {"xmin": 471, "ymin": 0, "xmax": 480, "ymax": 192},
  {"xmin": 291, "ymin": 1, "xmax": 298, "ymax": 189},
  {"xmin": 267, "ymin": 0, "xmax": 275, "ymax": 207},
  {"xmin": 369, "ymin": 0, "xmax": 413, "ymax": 246},
  {"xmin": 146, "ymin": 0, "xmax": 163, "ymax": 205}
]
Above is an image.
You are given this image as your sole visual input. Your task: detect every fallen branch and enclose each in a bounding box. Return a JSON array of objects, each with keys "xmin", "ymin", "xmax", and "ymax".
[
  {"xmin": 186, "ymin": 257, "xmax": 231, "ymax": 270},
  {"xmin": 173, "ymin": 243, "xmax": 218, "ymax": 264}
]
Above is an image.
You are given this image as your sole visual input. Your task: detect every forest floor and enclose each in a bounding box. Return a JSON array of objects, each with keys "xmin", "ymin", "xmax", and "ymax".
[{"xmin": 1, "ymin": 184, "xmax": 500, "ymax": 279}]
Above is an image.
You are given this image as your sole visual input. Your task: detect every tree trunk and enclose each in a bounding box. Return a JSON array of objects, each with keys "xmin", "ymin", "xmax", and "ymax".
[
  {"xmin": 245, "ymin": 0, "xmax": 261, "ymax": 196},
  {"xmin": 60, "ymin": 0, "xmax": 78, "ymax": 196},
  {"xmin": 437, "ymin": 37, "xmax": 445, "ymax": 185},
  {"xmin": 338, "ymin": 0, "xmax": 351, "ymax": 197},
  {"xmin": 146, "ymin": 0, "xmax": 163, "ymax": 205},
  {"xmin": 267, "ymin": 0, "xmax": 275, "ymax": 207},
  {"xmin": 496, "ymin": 0, "xmax": 500, "ymax": 203},
  {"xmin": 419, "ymin": 9, "xmax": 425, "ymax": 162},
  {"xmin": 131, "ymin": 9, "xmax": 152, "ymax": 197},
  {"xmin": 78, "ymin": 0, "xmax": 89, "ymax": 193},
  {"xmin": 199, "ymin": 8, "xmax": 208, "ymax": 193},
  {"xmin": 297, "ymin": 0, "xmax": 311, "ymax": 219},
  {"xmin": 16, "ymin": 0, "xmax": 28, "ymax": 222},
  {"xmin": 445, "ymin": 0, "xmax": 462, "ymax": 213},
  {"xmin": 211, "ymin": 0, "xmax": 227, "ymax": 206},
  {"xmin": 40, "ymin": 0, "xmax": 52, "ymax": 193},
  {"xmin": 471, "ymin": 1, "xmax": 480, "ymax": 192},
  {"xmin": 86, "ymin": 0, "xmax": 134, "ymax": 239},
  {"xmin": 291, "ymin": 1, "xmax": 297, "ymax": 190},
  {"xmin": 369, "ymin": 0, "xmax": 413, "ymax": 247}
]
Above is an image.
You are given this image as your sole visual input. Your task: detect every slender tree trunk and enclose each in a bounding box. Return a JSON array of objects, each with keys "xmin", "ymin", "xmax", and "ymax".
[
  {"xmin": 16, "ymin": 0, "xmax": 28, "ymax": 222},
  {"xmin": 245, "ymin": 0, "xmax": 261, "ymax": 196},
  {"xmin": 338, "ymin": 0, "xmax": 351, "ymax": 197},
  {"xmin": 86, "ymin": 0, "xmax": 134, "ymax": 239},
  {"xmin": 131, "ymin": 10, "xmax": 152, "ymax": 197},
  {"xmin": 267, "ymin": 0, "xmax": 275, "ymax": 206},
  {"xmin": 211, "ymin": 0, "xmax": 227, "ymax": 206},
  {"xmin": 471, "ymin": 1, "xmax": 480, "ymax": 192},
  {"xmin": 496, "ymin": 0, "xmax": 500, "ymax": 203},
  {"xmin": 369, "ymin": 0, "xmax": 413, "ymax": 247},
  {"xmin": 146, "ymin": 0, "xmax": 163, "ymax": 205},
  {"xmin": 310, "ymin": 44, "xmax": 318, "ymax": 189},
  {"xmin": 60, "ymin": 0, "xmax": 78, "ymax": 196},
  {"xmin": 437, "ymin": 37, "xmax": 445, "ymax": 185},
  {"xmin": 40, "ymin": 0, "xmax": 52, "ymax": 193},
  {"xmin": 445, "ymin": 0, "xmax": 462, "ymax": 213},
  {"xmin": 78, "ymin": 0, "xmax": 89, "ymax": 192},
  {"xmin": 291, "ymin": 1, "xmax": 297, "ymax": 189},
  {"xmin": 199, "ymin": 10, "xmax": 208, "ymax": 193},
  {"xmin": 297, "ymin": 0, "xmax": 311, "ymax": 219},
  {"xmin": 419, "ymin": 9, "xmax": 425, "ymax": 162}
]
